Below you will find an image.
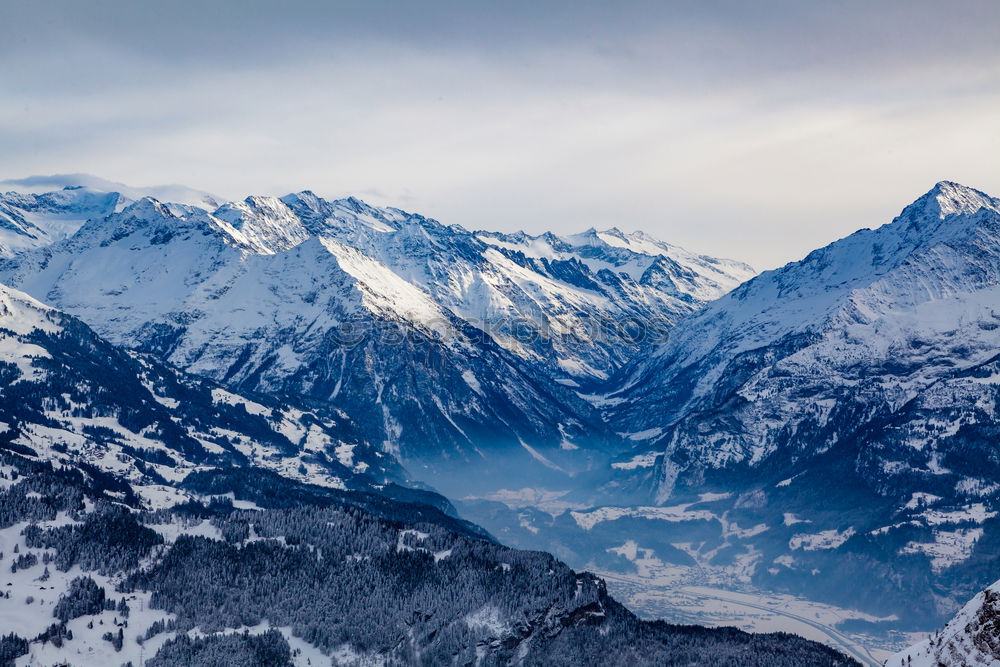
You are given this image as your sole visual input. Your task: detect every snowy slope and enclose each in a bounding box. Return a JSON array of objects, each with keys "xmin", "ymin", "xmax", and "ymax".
[
  {"xmin": 0, "ymin": 174, "xmax": 224, "ymax": 258},
  {"xmin": 480, "ymin": 226, "xmax": 754, "ymax": 302},
  {"xmin": 888, "ymin": 579, "xmax": 1000, "ymax": 666},
  {"xmin": 473, "ymin": 226, "xmax": 755, "ymax": 379},
  {"xmin": 0, "ymin": 279, "xmax": 410, "ymax": 506}
]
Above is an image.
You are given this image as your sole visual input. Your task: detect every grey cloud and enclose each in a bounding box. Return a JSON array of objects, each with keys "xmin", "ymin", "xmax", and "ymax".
[{"xmin": 2, "ymin": 1, "xmax": 1000, "ymax": 268}]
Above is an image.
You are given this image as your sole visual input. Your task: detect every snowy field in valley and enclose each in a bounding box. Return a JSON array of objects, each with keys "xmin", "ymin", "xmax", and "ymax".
[{"xmin": 596, "ymin": 557, "xmax": 925, "ymax": 667}]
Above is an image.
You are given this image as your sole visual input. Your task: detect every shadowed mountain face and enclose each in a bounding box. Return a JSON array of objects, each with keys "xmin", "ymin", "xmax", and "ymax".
[{"xmin": 0, "ymin": 186, "xmax": 752, "ymax": 494}]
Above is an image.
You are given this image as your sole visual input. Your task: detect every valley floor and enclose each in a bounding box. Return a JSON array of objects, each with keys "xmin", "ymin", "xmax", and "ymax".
[{"xmin": 596, "ymin": 561, "xmax": 926, "ymax": 667}]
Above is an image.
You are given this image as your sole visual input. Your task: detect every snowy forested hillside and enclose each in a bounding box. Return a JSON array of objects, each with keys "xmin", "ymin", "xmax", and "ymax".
[
  {"xmin": 0, "ymin": 273, "xmax": 856, "ymax": 664},
  {"xmin": 0, "ymin": 279, "xmax": 430, "ymax": 509}
]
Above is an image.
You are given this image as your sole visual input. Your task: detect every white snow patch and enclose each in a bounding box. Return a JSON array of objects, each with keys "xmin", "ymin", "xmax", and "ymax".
[
  {"xmin": 901, "ymin": 528, "xmax": 984, "ymax": 573},
  {"xmin": 789, "ymin": 528, "xmax": 855, "ymax": 551}
]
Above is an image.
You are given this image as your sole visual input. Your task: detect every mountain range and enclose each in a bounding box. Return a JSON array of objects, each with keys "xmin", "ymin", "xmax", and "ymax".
[
  {"xmin": 608, "ymin": 180, "xmax": 1000, "ymax": 502},
  {"xmin": 456, "ymin": 182, "xmax": 1000, "ymax": 636},
  {"xmin": 0, "ymin": 183, "xmax": 752, "ymax": 494},
  {"xmin": 547, "ymin": 181, "xmax": 1000, "ymax": 623}
]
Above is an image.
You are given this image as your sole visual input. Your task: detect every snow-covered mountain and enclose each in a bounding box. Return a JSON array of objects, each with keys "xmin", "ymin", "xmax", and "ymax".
[
  {"xmin": 276, "ymin": 192, "xmax": 753, "ymax": 382},
  {"xmin": 609, "ymin": 180, "xmax": 1000, "ymax": 499},
  {"xmin": 0, "ymin": 279, "xmax": 433, "ymax": 510},
  {"xmin": 589, "ymin": 181, "xmax": 1000, "ymax": 624},
  {"xmin": 0, "ymin": 254, "xmax": 852, "ymax": 667},
  {"xmin": 0, "ymin": 176, "xmax": 226, "ymax": 258},
  {"xmin": 0, "ymin": 187, "xmax": 124, "ymax": 257},
  {"xmin": 472, "ymin": 226, "xmax": 754, "ymax": 376},
  {"xmin": 0, "ymin": 173, "xmax": 223, "ymax": 209},
  {"xmin": 888, "ymin": 579, "xmax": 1000, "ymax": 666},
  {"xmin": 0, "ymin": 184, "xmax": 752, "ymax": 493}
]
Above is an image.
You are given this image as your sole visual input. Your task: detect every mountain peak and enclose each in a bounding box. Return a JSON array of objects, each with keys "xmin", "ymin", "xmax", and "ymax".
[
  {"xmin": 279, "ymin": 190, "xmax": 329, "ymax": 226},
  {"xmin": 908, "ymin": 180, "xmax": 1000, "ymax": 220},
  {"xmin": 332, "ymin": 194, "xmax": 379, "ymax": 216},
  {"xmin": 280, "ymin": 189, "xmax": 320, "ymax": 205},
  {"xmin": 122, "ymin": 195, "xmax": 172, "ymax": 218},
  {"xmin": 213, "ymin": 195, "xmax": 309, "ymax": 253}
]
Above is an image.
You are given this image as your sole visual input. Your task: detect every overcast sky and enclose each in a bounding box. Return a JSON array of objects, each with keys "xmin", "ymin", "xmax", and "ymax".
[{"xmin": 2, "ymin": 1, "xmax": 999, "ymax": 269}]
